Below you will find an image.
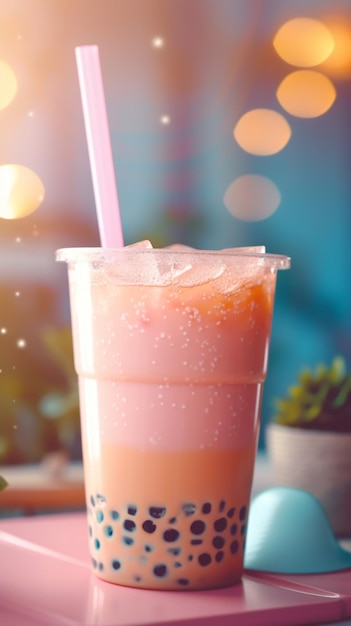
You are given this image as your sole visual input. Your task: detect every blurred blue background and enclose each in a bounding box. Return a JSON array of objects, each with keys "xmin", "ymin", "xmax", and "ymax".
[{"xmin": 0, "ymin": 0, "xmax": 351, "ymax": 462}]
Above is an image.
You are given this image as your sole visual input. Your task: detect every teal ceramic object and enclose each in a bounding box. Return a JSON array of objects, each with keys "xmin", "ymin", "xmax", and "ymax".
[{"xmin": 244, "ymin": 487, "xmax": 351, "ymax": 574}]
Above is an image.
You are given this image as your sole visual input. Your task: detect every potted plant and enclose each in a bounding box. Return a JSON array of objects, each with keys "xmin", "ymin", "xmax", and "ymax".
[{"xmin": 266, "ymin": 356, "xmax": 351, "ymax": 537}]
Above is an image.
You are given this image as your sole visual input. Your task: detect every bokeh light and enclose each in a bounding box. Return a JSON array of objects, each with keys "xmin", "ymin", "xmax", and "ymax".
[
  {"xmin": 273, "ymin": 18, "xmax": 334, "ymax": 67},
  {"xmin": 0, "ymin": 61, "xmax": 18, "ymax": 111},
  {"xmin": 234, "ymin": 108, "xmax": 291, "ymax": 156},
  {"xmin": 223, "ymin": 175, "xmax": 281, "ymax": 222},
  {"xmin": 321, "ymin": 18, "xmax": 351, "ymax": 79},
  {"xmin": 276, "ymin": 70, "xmax": 336, "ymax": 118},
  {"xmin": 152, "ymin": 36, "xmax": 165, "ymax": 48},
  {"xmin": 0, "ymin": 164, "xmax": 45, "ymax": 220}
]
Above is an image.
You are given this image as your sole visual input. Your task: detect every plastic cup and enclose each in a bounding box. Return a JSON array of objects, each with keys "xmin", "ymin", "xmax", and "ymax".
[{"xmin": 57, "ymin": 246, "xmax": 290, "ymax": 590}]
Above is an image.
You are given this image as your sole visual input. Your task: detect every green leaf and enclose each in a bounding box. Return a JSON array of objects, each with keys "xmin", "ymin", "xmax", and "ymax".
[
  {"xmin": 0, "ymin": 475, "xmax": 8, "ymax": 492},
  {"xmin": 331, "ymin": 356, "xmax": 346, "ymax": 381},
  {"xmin": 273, "ymin": 356, "xmax": 351, "ymax": 432},
  {"xmin": 333, "ymin": 377, "xmax": 351, "ymax": 408}
]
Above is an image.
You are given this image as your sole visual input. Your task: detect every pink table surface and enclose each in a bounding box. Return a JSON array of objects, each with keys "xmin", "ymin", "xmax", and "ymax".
[{"xmin": 0, "ymin": 512, "xmax": 351, "ymax": 626}]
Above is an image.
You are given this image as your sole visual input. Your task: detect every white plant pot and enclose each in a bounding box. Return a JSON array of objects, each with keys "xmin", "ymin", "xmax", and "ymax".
[{"xmin": 266, "ymin": 423, "xmax": 351, "ymax": 537}]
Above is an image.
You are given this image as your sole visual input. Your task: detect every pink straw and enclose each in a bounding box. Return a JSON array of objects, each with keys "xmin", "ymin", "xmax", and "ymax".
[{"xmin": 75, "ymin": 45, "xmax": 124, "ymax": 248}]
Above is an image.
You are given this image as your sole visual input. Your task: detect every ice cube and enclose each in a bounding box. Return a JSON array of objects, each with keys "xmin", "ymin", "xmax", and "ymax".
[
  {"xmin": 158, "ymin": 244, "xmax": 225, "ymax": 286},
  {"xmin": 161, "ymin": 245, "xmax": 265, "ymax": 287},
  {"xmin": 213, "ymin": 246, "xmax": 267, "ymax": 294},
  {"xmin": 160, "ymin": 256, "xmax": 225, "ymax": 287},
  {"xmin": 105, "ymin": 240, "xmax": 159, "ymax": 285},
  {"xmin": 174, "ymin": 263, "xmax": 225, "ymax": 287},
  {"xmin": 222, "ymin": 245, "xmax": 266, "ymax": 254},
  {"xmin": 125, "ymin": 240, "xmax": 154, "ymax": 249}
]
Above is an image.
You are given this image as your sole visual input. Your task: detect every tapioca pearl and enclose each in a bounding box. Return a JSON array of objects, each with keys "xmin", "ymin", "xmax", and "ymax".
[
  {"xmin": 153, "ymin": 564, "xmax": 168, "ymax": 578},
  {"xmin": 202, "ymin": 502, "xmax": 212, "ymax": 514},
  {"xmin": 96, "ymin": 510, "xmax": 104, "ymax": 523},
  {"xmin": 190, "ymin": 520, "xmax": 206, "ymax": 535},
  {"xmin": 110, "ymin": 510, "xmax": 119, "ymax": 521},
  {"xmin": 112, "ymin": 559, "xmax": 121, "ymax": 571},
  {"xmin": 230, "ymin": 523, "xmax": 238, "ymax": 536},
  {"xmin": 144, "ymin": 544, "xmax": 153, "ymax": 553},
  {"xmin": 96, "ymin": 493, "xmax": 106, "ymax": 506},
  {"xmin": 214, "ymin": 517, "xmax": 227, "ymax": 532},
  {"xmin": 219, "ymin": 500, "xmax": 226, "ymax": 512},
  {"xmin": 98, "ymin": 562, "xmax": 104, "ymax": 571},
  {"xmin": 198, "ymin": 553, "xmax": 212, "ymax": 566},
  {"xmin": 215, "ymin": 551, "xmax": 224, "ymax": 563},
  {"xmin": 168, "ymin": 547, "xmax": 181, "ymax": 556},
  {"xmin": 191, "ymin": 539, "xmax": 202, "ymax": 545},
  {"xmin": 163, "ymin": 528, "xmax": 180, "ymax": 542},
  {"xmin": 169, "ymin": 517, "xmax": 177, "ymax": 524},
  {"xmin": 177, "ymin": 578, "xmax": 189, "ymax": 586},
  {"xmin": 89, "ymin": 525, "xmax": 93, "ymax": 537},
  {"xmin": 90, "ymin": 495, "xmax": 96, "ymax": 508},
  {"xmin": 127, "ymin": 505, "xmax": 137, "ymax": 516},
  {"xmin": 182, "ymin": 503, "xmax": 196, "ymax": 516},
  {"xmin": 149, "ymin": 506, "xmax": 166, "ymax": 519},
  {"xmin": 92, "ymin": 558, "xmax": 97, "ymax": 568},
  {"xmin": 123, "ymin": 519, "xmax": 136, "ymax": 532},
  {"xmin": 230, "ymin": 540, "xmax": 239, "ymax": 555},
  {"xmin": 241, "ymin": 524, "xmax": 246, "ymax": 536},
  {"xmin": 104, "ymin": 525, "xmax": 114, "ymax": 538},
  {"xmin": 212, "ymin": 536, "xmax": 225, "ymax": 549},
  {"xmin": 94, "ymin": 538, "xmax": 101, "ymax": 550},
  {"xmin": 227, "ymin": 507, "xmax": 235, "ymax": 519},
  {"xmin": 174, "ymin": 561, "xmax": 182, "ymax": 568},
  {"xmin": 123, "ymin": 536, "xmax": 134, "ymax": 546},
  {"xmin": 142, "ymin": 520, "xmax": 156, "ymax": 533},
  {"xmin": 188, "ymin": 554, "xmax": 194, "ymax": 561},
  {"xmin": 239, "ymin": 505, "xmax": 247, "ymax": 521}
]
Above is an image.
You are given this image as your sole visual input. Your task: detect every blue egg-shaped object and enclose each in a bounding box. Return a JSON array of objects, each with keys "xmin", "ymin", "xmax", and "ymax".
[{"xmin": 244, "ymin": 487, "xmax": 351, "ymax": 574}]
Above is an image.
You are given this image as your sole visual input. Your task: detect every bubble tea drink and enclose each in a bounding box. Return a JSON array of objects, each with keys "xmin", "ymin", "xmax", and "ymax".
[{"xmin": 57, "ymin": 243, "xmax": 289, "ymax": 590}]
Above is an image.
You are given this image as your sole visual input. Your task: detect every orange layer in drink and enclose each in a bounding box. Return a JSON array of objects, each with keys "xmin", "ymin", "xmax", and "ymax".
[{"xmin": 85, "ymin": 444, "xmax": 255, "ymax": 589}]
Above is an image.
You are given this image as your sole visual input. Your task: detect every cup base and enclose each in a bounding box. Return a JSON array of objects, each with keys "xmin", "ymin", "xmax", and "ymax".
[{"xmin": 91, "ymin": 567, "xmax": 243, "ymax": 591}]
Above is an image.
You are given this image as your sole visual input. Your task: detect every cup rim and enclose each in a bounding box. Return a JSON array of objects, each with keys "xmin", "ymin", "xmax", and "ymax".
[{"xmin": 56, "ymin": 247, "xmax": 291, "ymax": 270}]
